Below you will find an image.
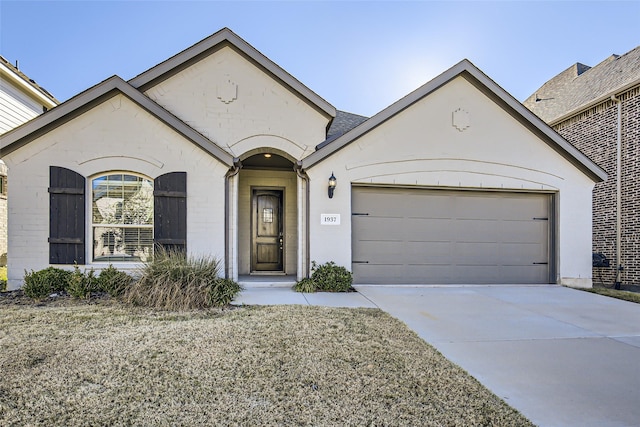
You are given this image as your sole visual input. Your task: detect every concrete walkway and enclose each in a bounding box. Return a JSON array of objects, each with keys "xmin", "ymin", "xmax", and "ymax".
[
  {"xmin": 233, "ymin": 285, "xmax": 640, "ymax": 427},
  {"xmin": 233, "ymin": 286, "xmax": 377, "ymax": 308}
]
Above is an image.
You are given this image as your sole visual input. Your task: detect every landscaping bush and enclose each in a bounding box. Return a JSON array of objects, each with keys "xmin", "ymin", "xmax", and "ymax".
[
  {"xmin": 125, "ymin": 247, "xmax": 241, "ymax": 310},
  {"xmin": 209, "ymin": 278, "xmax": 242, "ymax": 306},
  {"xmin": 97, "ymin": 264, "xmax": 134, "ymax": 297},
  {"xmin": 66, "ymin": 265, "xmax": 98, "ymax": 299},
  {"xmin": 294, "ymin": 261, "xmax": 353, "ymax": 293},
  {"xmin": 22, "ymin": 267, "xmax": 72, "ymax": 300},
  {"xmin": 294, "ymin": 277, "xmax": 317, "ymax": 293}
]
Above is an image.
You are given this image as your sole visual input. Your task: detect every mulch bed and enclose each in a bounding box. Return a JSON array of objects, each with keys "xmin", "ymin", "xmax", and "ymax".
[{"xmin": 0, "ymin": 289, "xmax": 117, "ymax": 307}]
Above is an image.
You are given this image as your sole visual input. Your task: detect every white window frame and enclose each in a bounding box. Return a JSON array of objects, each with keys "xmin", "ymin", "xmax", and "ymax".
[{"xmin": 90, "ymin": 171, "xmax": 154, "ymax": 263}]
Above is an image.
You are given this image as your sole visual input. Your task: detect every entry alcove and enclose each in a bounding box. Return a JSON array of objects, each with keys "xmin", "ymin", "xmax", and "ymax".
[{"xmin": 237, "ymin": 153, "xmax": 298, "ymax": 276}]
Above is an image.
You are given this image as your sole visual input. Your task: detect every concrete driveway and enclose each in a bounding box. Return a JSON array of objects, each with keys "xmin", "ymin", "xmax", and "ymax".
[{"xmin": 355, "ymin": 285, "xmax": 640, "ymax": 427}]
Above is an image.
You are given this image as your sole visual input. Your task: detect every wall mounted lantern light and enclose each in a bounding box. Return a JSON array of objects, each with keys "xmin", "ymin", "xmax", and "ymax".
[{"xmin": 328, "ymin": 172, "xmax": 337, "ymax": 199}]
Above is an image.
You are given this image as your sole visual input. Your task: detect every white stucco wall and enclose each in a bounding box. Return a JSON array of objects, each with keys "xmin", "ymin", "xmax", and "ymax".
[
  {"xmin": 306, "ymin": 76, "xmax": 596, "ymax": 286},
  {"xmin": 143, "ymin": 46, "xmax": 329, "ymax": 161},
  {"xmin": 2, "ymin": 94, "xmax": 229, "ymax": 290}
]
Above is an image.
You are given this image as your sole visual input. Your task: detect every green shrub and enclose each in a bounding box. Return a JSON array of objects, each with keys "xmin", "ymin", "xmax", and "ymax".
[
  {"xmin": 97, "ymin": 265, "xmax": 134, "ymax": 297},
  {"xmin": 67, "ymin": 265, "xmax": 98, "ymax": 299},
  {"xmin": 22, "ymin": 267, "xmax": 72, "ymax": 300},
  {"xmin": 294, "ymin": 277, "xmax": 317, "ymax": 293},
  {"xmin": 311, "ymin": 261, "xmax": 353, "ymax": 292},
  {"xmin": 209, "ymin": 278, "xmax": 242, "ymax": 306},
  {"xmin": 125, "ymin": 247, "xmax": 241, "ymax": 310},
  {"xmin": 294, "ymin": 261, "xmax": 353, "ymax": 293}
]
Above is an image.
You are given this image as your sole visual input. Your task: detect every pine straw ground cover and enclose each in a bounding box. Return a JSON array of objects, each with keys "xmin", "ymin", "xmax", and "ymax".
[{"xmin": 0, "ymin": 302, "xmax": 533, "ymax": 426}]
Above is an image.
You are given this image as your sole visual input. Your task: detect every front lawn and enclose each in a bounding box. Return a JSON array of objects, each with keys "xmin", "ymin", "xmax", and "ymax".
[
  {"xmin": 0, "ymin": 303, "xmax": 532, "ymax": 426},
  {"xmin": 582, "ymin": 286, "xmax": 640, "ymax": 304}
]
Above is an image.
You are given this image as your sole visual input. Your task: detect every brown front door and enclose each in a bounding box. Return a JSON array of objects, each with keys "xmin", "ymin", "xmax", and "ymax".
[{"xmin": 251, "ymin": 189, "xmax": 283, "ymax": 272}]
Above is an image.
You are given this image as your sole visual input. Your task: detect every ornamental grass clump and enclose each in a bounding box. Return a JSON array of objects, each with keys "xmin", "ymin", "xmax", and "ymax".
[
  {"xmin": 0, "ymin": 266, "xmax": 7, "ymax": 292},
  {"xmin": 124, "ymin": 247, "xmax": 241, "ymax": 310}
]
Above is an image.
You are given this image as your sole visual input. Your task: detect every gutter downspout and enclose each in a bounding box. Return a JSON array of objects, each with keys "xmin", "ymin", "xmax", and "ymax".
[
  {"xmin": 295, "ymin": 161, "xmax": 310, "ymax": 279},
  {"xmin": 611, "ymin": 95, "xmax": 622, "ymax": 289},
  {"xmin": 224, "ymin": 158, "xmax": 242, "ymax": 279}
]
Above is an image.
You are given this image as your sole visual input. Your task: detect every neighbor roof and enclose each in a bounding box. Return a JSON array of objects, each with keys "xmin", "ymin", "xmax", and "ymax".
[
  {"xmin": 302, "ymin": 59, "xmax": 607, "ymax": 183},
  {"xmin": 129, "ymin": 27, "xmax": 336, "ymax": 120},
  {"xmin": 524, "ymin": 46, "xmax": 640, "ymax": 124},
  {"xmin": 0, "ymin": 55, "xmax": 59, "ymax": 108}
]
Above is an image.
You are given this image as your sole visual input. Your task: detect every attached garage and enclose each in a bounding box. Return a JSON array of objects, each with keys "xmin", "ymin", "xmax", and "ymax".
[{"xmin": 352, "ymin": 186, "xmax": 553, "ymax": 285}]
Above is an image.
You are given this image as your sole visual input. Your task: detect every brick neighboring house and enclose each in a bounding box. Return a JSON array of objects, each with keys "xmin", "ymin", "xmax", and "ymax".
[
  {"xmin": 524, "ymin": 46, "xmax": 640, "ymax": 287},
  {"xmin": 0, "ymin": 55, "xmax": 59, "ymax": 265}
]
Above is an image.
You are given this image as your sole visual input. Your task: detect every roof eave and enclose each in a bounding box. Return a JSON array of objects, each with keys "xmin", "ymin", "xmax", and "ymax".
[
  {"xmin": 129, "ymin": 27, "xmax": 336, "ymax": 119},
  {"xmin": 460, "ymin": 63, "xmax": 607, "ymax": 183},
  {"xmin": 0, "ymin": 61, "xmax": 59, "ymax": 108},
  {"xmin": 302, "ymin": 60, "xmax": 470, "ymax": 169},
  {"xmin": 0, "ymin": 76, "xmax": 234, "ymax": 167},
  {"xmin": 302, "ymin": 60, "xmax": 606, "ymax": 183},
  {"xmin": 549, "ymin": 78, "xmax": 640, "ymax": 126}
]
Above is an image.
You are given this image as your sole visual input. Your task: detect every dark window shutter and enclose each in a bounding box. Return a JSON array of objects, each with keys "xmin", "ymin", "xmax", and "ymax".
[
  {"xmin": 154, "ymin": 172, "xmax": 187, "ymax": 253},
  {"xmin": 49, "ymin": 166, "xmax": 85, "ymax": 264}
]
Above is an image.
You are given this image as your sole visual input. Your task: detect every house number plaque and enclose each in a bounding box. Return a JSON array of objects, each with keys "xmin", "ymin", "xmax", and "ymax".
[{"xmin": 321, "ymin": 214, "xmax": 340, "ymax": 225}]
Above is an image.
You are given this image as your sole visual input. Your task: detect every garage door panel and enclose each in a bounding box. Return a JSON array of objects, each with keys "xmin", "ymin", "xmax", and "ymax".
[
  {"xmin": 454, "ymin": 265, "xmax": 504, "ymax": 283},
  {"xmin": 499, "ymin": 242, "xmax": 547, "ymax": 264},
  {"xmin": 352, "ymin": 187, "xmax": 551, "ymax": 285},
  {"xmin": 454, "ymin": 242, "xmax": 500, "ymax": 265},
  {"xmin": 352, "ymin": 217, "xmax": 405, "ymax": 241},
  {"xmin": 404, "ymin": 195, "xmax": 454, "ymax": 217},
  {"xmin": 502, "ymin": 197, "xmax": 548, "ymax": 219},
  {"xmin": 499, "ymin": 265, "xmax": 548, "ymax": 283},
  {"xmin": 354, "ymin": 264, "xmax": 453, "ymax": 284},
  {"xmin": 406, "ymin": 241, "xmax": 451, "ymax": 264},
  {"xmin": 353, "ymin": 264, "xmax": 407, "ymax": 284},
  {"xmin": 455, "ymin": 197, "xmax": 504, "ymax": 220},
  {"xmin": 407, "ymin": 218, "xmax": 454, "ymax": 240},
  {"xmin": 353, "ymin": 191, "xmax": 411, "ymax": 216},
  {"xmin": 404, "ymin": 265, "xmax": 454, "ymax": 283},
  {"xmin": 453, "ymin": 219, "xmax": 500, "ymax": 242},
  {"xmin": 500, "ymin": 220, "xmax": 547, "ymax": 242},
  {"xmin": 353, "ymin": 240, "xmax": 403, "ymax": 263}
]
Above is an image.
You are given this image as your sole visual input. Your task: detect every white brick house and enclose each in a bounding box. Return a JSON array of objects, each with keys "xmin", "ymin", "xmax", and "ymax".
[
  {"xmin": 0, "ymin": 56, "xmax": 59, "ymax": 265},
  {"xmin": 0, "ymin": 28, "xmax": 605, "ymax": 290}
]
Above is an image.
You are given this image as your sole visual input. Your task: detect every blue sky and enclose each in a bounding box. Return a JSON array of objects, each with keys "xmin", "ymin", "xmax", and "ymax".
[{"xmin": 1, "ymin": 1, "xmax": 638, "ymax": 116}]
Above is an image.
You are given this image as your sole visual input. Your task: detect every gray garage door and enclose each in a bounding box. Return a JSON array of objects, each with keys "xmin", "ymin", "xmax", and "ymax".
[{"xmin": 352, "ymin": 187, "xmax": 552, "ymax": 284}]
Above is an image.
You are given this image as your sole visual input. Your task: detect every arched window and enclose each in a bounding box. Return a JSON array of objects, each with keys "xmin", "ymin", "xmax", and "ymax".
[{"xmin": 91, "ymin": 173, "xmax": 153, "ymax": 262}]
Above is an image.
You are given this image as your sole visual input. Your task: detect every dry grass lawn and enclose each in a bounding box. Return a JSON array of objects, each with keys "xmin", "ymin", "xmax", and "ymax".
[
  {"xmin": 0, "ymin": 302, "xmax": 533, "ymax": 426},
  {"xmin": 584, "ymin": 286, "xmax": 640, "ymax": 304}
]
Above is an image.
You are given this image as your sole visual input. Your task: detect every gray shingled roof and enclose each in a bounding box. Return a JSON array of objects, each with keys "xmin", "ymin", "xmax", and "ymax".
[
  {"xmin": 0, "ymin": 55, "xmax": 60, "ymax": 104},
  {"xmin": 524, "ymin": 46, "xmax": 640, "ymax": 123},
  {"xmin": 319, "ymin": 110, "xmax": 369, "ymax": 149}
]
